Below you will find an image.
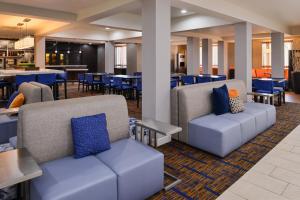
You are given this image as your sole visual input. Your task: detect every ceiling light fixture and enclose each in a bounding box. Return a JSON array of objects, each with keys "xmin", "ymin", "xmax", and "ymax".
[
  {"xmin": 181, "ymin": 9, "xmax": 187, "ymax": 14},
  {"xmin": 88, "ymin": 42, "xmax": 92, "ymax": 45},
  {"xmin": 14, "ymin": 19, "xmax": 34, "ymax": 50},
  {"xmin": 105, "ymin": 27, "xmax": 111, "ymax": 30}
]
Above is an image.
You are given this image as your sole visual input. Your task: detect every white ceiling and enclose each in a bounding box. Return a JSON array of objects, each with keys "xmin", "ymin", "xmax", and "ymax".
[
  {"xmin": 0, "ymin": 0, "xmax": 106, "ymax": 13},
  {"xmin": 224, "ymin": 0, "xmax": 300, "ymax": 27}
]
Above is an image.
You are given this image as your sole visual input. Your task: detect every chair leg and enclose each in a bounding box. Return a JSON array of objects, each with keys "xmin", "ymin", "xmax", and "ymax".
[
  {"xmin": 282, "ymin": 91, "xmax": 285, "ymax": 104},
  {"xmin": 78, "ymin": 82, "xmax": 80, "ymax": 91},
  {"xmin": 64, "ymin": 81, "xmax": 67, "ymax": 99}
]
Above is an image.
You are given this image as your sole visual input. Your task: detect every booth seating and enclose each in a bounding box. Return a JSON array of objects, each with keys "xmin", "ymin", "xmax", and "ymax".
[
  {"xmin": 171, "ymin": 80, "xmax": 276, "ymax": 157},
  {"xmin": 17, "ymin": 95, "xmax": 164, "ymax": 200}
]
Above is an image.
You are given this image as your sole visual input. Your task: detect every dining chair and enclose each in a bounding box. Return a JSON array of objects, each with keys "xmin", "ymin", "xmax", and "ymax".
[
  {"xmin": 77, "ymin": 73, "xmax": 86, "ymax": 92},
  {"xmin": 85, "ymin": 73, "xmax": 102, "ymax": 92},
  {"xmin": 37, "ymin": 73, "xmax": 57, "ymax": 98},
  {"xmin": 181, "ymin": 75, "xmax": 195, "ymax": 85},
  {"xmin": 136, "ymin": 78, "xmax": 142, "ymax": 108},
  {"xmin": 170, "ymin": 79, "xmax": 178, "ymax": 89},
  {"xmin": 55, "ymin": 72, "xmax": 68, "ymax": 99},
  {"xmin": 112, "ymin": 77, "xmax": 133, "ymax": 98},
  {"xmin": 102, "ymin": 75, "xmax": 113, "ymax": 94},
  {"xmin": 273, "ymin": 79, "xmax": 286, "ymax": 104},
  {"xmin": 196, "ymin": 76, "xmax": 212, "ymax": 83},
  {"xmin": 15, "ymin": 74, "xmax": 36, "ymax": 88},
  {"xmin": 254, "ymin": 79, "xmax": 282, "ymax": 105}
]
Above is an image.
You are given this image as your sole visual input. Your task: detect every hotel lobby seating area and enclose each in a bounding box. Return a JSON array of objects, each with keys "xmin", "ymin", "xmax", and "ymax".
[{"xmin": 2, "ymin": 0, "xmax": 300, "ymax": 200}]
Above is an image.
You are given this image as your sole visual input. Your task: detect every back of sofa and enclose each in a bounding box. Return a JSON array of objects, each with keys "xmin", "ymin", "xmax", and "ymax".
[
  {"xmin": 17, "ymin": 95, "xmax": 129, "ymax": 164},
  {"xmin": 171, "ymin": 79, "xmax": 247, "ymax": 143}
]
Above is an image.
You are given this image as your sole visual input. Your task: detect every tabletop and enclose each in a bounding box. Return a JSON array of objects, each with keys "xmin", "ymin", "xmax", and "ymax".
[
  {"xmin": 111, "ymin": 75, "xmax": 141, "ymax": 79},
  {"xmin": 136, "ymin": 118, "xmax": 182, "ymax": 136},
  {"xmin": 0, "ymin": 108, "xmax": 19, "ymax": 116},
  {"xmin": 0, "ymin": 148, "xmax": 42, "ymax": 189}
]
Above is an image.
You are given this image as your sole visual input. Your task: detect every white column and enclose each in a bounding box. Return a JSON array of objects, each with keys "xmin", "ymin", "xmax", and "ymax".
[
  {"xmin": 202, "ymin": 38, "xmax": 212, "ymax": 74},
  {"xmin": 187, "ymin": 37, "xmax": 200, "ymax": 75},
  {"xmin": 105, "ymin": 41, "xmax": 115, "ymax": 73},
  {"xmin": 235, "ymin": 22, "xmax": 252, "ymax": 92},
  {"xmin": 271, "ymin": 32, "xmax": 285, "ymax": 78},
  {"xmin": 142, "ymin": 0, "xmax": 170, "ymax": 122},
  {"xmin": 218, "ymin": 41, "xmax": 228, "ymax": 76},
  {"xmin": 34, "ymin": 36, "xmax": 45, "ymax": 69}
]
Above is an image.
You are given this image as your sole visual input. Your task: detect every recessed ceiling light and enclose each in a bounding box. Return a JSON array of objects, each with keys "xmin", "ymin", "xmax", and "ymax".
[
  {"xmin": 88, "ymin": 43, "xmax": 92, "ymax": 45},
  {"xmin": 79, "ymin": 50, "xmax": 82, "ymax": 54},
  {"xmin": 105, "ymin": 27, "xmax": 111, "ymax": 30},
  {"xmin": 181, "ymin": 9, "xmax": 187, "ymax": 14}
]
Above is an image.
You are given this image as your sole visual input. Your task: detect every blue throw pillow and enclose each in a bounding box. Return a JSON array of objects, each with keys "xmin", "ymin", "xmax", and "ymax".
[
  {"xmin": 212, "ymin": 84, "xmax": 230, "ymax": 115},
  {"xmin": 6, "ymin": 91, "xmax": 19, "ymax": 109},
  {"xmin": 71, "ymin": 113, "xmax": 111, "ymax": 159}
]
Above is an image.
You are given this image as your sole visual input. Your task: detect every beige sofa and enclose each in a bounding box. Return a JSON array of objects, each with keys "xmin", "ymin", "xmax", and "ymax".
[{"xmin": 171, "ymin": 79, "xmax": 276, "ymax": 157}]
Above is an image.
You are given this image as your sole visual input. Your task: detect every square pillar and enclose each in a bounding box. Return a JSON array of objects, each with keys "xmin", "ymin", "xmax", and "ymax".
[
  {"xmin": 105, "ymin": 42, "xmax": 115, "ymax": 73},
  {"xmin": 34, "ymin": 36, "xmax": 45, "ymax": 69},
  {"xmin": 202, "ymin": 39, "xmax": 212, "ymax": 74},
  {"xmin": 218, "ymin": 41, "xmax": 228, "ymax": 76},
  {"xmin": 235, "ymin": 22, "xmax": 252, "ymax": 92},
  {"xmin": 127, "ymin": 44, "xmax": 138, "ymax": 75},
  {"xmin": 271, "ymin": 32, "xmax": 285, "ymax": 78},
  {"xmin": 187, "ymin": 37, "xmax": 200, "ymax": 75},
  {"xmin": 142, "ymin": 0, "xmax": 171, "ymax": 122}
]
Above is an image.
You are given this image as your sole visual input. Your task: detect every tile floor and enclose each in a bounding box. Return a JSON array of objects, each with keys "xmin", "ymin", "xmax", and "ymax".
[{"xmin": 217, "ymin": 125, "xmax": 300, "ymax": 200}]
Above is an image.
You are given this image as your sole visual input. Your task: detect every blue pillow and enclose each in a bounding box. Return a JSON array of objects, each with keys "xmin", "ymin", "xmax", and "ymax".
[
  {"xmin": 6, "ymin": 91, "xmax": 19, "ymax": 109},
  {"xmin": 71, "ymin": 113, "xmax": 111, "ymax": 159},
  {"xmin": 212, "ymin": 84, "xmax": 230, "ymax": 115}
]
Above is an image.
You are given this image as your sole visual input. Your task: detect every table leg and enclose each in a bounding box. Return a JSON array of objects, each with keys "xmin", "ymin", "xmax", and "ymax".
[{"xmin": 164, "ymin": 171, "xmax": 182, "ymax": 191}]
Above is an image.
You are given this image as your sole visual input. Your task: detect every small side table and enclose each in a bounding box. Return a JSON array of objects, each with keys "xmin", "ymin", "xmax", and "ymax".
[
  {"xmin": 0, "ymin": 148, "xmax": 42, "ymax": 200},
  {"xmin": 247, "ymin": 92, "xmax": 275, "ymax": 105},
  {"xmin": 135, "ymin": 118, "xmax": 182, "ymax": 191},
  {"xmin": 0, "ymin": 108, "xmax": 19, "ymax": 116}
]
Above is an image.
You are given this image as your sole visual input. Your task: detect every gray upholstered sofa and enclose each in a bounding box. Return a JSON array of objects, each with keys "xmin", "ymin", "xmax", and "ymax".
[
  {"xmin": 171, "ymin": 79, "xmax": 276, "ymax": 157},
  {"xmin": 0, "ymin": 82, "xmax": 54, "ymax": 145},
  {"xmin": 17, "ymin": 95, "xmax": 164, "ymax": 200}
]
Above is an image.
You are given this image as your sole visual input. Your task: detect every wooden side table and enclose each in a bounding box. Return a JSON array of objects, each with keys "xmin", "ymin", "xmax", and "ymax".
[
  {"xmin": 135, "ymin": 118, "xmax": 182, "ymax": 191},
  {"xmin": 0, "ymin": 148, "xmax": 42, "ymax": 200}
]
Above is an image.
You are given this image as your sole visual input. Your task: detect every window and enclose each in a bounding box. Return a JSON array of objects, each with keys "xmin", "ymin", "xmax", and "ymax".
[
  {"xmin": 115, "ymin": 45, "xmax": 127, "ymax": 68},
  {"xmin": 262, "ymin": 41, "xmax": 293, "ymax": 67},
  {"xmin": 212, "ymin": 44, "xmax": 218, "ymax": 66},
  {"xmin": 284, "ymin": 41, "xmax": 292, "ymax": 67},
  {"xmin": 262, "ymin": 42, "xmax": 271, "ymax": 67},
  {"xmin": 199, "ymin": 44, "xmax": 218, "ymax": 66}
]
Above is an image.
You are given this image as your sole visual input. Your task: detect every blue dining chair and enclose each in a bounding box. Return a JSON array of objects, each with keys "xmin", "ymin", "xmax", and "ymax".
[
  {"xmin": 85, "ymin": 73, "xmax": 102, "ymax": 92},
  {"xmin": 181, "ymin": 75, "xmax": 195, "ymax": 85},
  {"xmin": 196, "ymin": 76, "xmax": 212, "ymax": 83},
  {"xmin": 273, "ymin": 79, "xmax": 286, "ymax": 104},
  {"xmin": 112, "ymin": 77, "xmax": 133, "ymax": 97},
  {"xmin": 37, "ymin": 73, "xmax": 57, "ymax": 98},
  {"xmin": 255, "ymin": 79, "xmax": 282, "ymax": 105},
  {"xmin": 213, "ymin": 75, "xmax": 227, "ymax": 81},
  {"xmin": 102, "ymin": 75, "xmax": 113, "ymax": 94},
  {"xmin": 133, "ymin": 72, "xmax": 142, "ymax": 76},
  {"xmin": 15, "ymin": 74, "xmax": 36, "ymax": 88},
  {"xmin": 56, "ymin": 72, "xmax": 68, "ymax": 99},
  {"xmin": 77, "ymin": 73, "xmax": 86, "ymax": 92},
  {"xmin": 171, "ymin": 79, "xmax": 178, "ymax": 89},
  {"xmin": 136, "ymin": 78, "xmax": 142, "ymax": 108}
]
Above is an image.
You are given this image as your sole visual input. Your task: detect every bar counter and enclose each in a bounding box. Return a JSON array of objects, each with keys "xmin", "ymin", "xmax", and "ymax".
[{"xmin": 45, "ymin": 65, "xmax": 88, "ymax": 81}]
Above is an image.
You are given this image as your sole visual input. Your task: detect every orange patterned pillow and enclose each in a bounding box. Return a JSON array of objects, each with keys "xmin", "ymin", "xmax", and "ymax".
[{"xmin": 9, "ymin": 93, "xmax": 25, "ymax": 108}]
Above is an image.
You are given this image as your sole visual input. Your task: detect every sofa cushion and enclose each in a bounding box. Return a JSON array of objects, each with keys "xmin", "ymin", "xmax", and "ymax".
[
  {"xmin": 188, "ymin": 114, "xmax": 242, "ymax": 157},
  {"xmin": 219, "ymin": 112, "xmax": 256, "ymax": 144},
  {"xmin": 244, "ymin": 102, "xmax": 276, "ymax": 126},
  {"xmin": 96, "ymin": 139, "xmax": 164, "ymax": 200},
  {"xmin": 9, "ymin": 93, "xmax": 25, "ymax": 108},
  {"xmin": 243, "ymin": 105, "xmax": 268, "ymax": 133},
  {"xmin": 212, "ymin": 84, "xmax": 230, "ymax": 115},
  {"xmin": 71, "ymin": 113, "xmax": 111, "ymax": 159},
  {"xmin": 31, "ymin": 156, "xmax": 117, "ymax": 200}
]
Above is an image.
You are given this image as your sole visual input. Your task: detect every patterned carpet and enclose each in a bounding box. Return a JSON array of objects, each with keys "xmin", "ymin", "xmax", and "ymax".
[
  {"xmin": 1, "ymin": 83, "xmax": 300, "ymax": 200},
  {"xmin": 151, "ymin": 103, "xmax": 300, "ymax": 200}
]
